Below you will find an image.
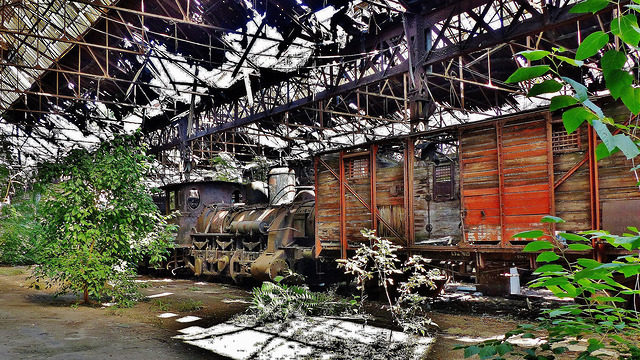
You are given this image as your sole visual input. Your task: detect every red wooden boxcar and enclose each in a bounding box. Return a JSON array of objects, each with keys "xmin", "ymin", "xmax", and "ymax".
[{"xmin": 314, "ymin": 105, "xmax": 640, "ymax": 292}]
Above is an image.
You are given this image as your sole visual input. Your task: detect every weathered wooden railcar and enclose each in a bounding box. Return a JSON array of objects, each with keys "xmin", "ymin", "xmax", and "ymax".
[{"xmin": 314, "ymin": 104, "xmax": 639, "ymax": 292}]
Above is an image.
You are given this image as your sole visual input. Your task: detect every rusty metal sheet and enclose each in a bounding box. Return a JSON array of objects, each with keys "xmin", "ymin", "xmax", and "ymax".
[{"xmin": 602, "ymin": 200, "xmax": 640, "ymax": 235}]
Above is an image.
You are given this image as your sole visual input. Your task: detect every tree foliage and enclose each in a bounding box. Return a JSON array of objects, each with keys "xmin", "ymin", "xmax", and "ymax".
[
  {"xmin": 506, "ymin": 1, "xmax": 640, "ymax": 161},
  {"xmin": 458, "ymin": 219, "xmax": 640, "ymax": 359},
  {"xmin": 0, "ymin": 192, "xmax": 42, "ymax": 265},
  {"xmin": 0, "ymin": 137, "xmax": 41, "ymax": 265},
  {"xmin": 458, "ymin": 0, "xmax": 640, "ymax": 358},
  {"xmin": 31, "ymin": 134, "xmax": 175, "ymax": 306}
]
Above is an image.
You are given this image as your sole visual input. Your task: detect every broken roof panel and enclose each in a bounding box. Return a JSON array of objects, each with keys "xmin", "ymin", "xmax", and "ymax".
[
  {"xmin": 0, "ymin": 0, "xmax": 114, "ymax": 108},
  {"xmin": 0, "ymin": 0, "xmax": 610, "ymax": 177}
]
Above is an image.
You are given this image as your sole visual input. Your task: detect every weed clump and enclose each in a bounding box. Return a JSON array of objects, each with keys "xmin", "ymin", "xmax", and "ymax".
[{"xmin": 175, "ymin": 299, "xmax": 203, "ymax": 312}]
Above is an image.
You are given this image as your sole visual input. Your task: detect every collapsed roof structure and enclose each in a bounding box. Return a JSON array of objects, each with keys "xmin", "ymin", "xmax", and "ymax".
[{"xmin": 0, "ymin": 0, "xmax": 615, "ymax": 181}]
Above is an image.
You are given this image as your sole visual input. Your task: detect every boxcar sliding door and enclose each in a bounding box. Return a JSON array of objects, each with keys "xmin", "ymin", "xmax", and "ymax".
[
  {"xmin": 460, "ymin": 113, "xmax": 554, "ymax": 246},
  {"xmin": 315, "ymin": 144, "xmax": 408, "ymax": 258}
]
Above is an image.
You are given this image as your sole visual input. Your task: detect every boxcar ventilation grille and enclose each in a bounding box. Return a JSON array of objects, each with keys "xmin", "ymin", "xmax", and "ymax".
[
  {"xmin": 552, "ymin": 125, "xmax": 580, "ymax": 153},
  {"xmin": 346, "ymin": 157, "xmax": 369, "ymax": 180},
  {"xmin": 433, "ymin": 163, "xmax": 455, "ymax": 201}
]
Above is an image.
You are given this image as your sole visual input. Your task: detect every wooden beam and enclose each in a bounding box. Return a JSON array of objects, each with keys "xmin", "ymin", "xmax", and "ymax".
[{"xmin": 496, "ymin": 122, "xmax": 505, "ymax": 245}]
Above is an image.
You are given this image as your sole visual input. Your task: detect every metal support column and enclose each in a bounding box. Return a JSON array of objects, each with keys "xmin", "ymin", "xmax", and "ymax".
[
  {"xmin": 370, "ymin": 144, "xmax": 378, "ymax": 234},
  {"xmin": 339, "ymin": 151, "xmax": 347, "ymax": 259}
]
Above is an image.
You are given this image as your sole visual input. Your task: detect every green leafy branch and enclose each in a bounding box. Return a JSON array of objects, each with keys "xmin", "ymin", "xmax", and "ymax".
[
  {"xmin": 507, "ymin": 0, "xmax": 640, "ymax": 162},
  {"xmin": 457, "ymin": 215, "xmax": 640, "ymax": 359}
]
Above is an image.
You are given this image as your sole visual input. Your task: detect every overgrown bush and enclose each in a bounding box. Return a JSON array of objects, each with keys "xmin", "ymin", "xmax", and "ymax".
[
  {"xmin": 457, "ymin": 217, "xmax": 640, "ymax": 359},
  {"xmin": 338, "ymin": 229, "xmax": 441, "ymax": 335},
  {"xmin": 31, "ymin": 133, "xmax": 176, "ymax": 306},
  {"xmin": 250, "ymin": 275, "xmax": 357, "ymax": 322},
  {"xmin": 0, "ymin": 193, "xmax": 42, "ymax": 265},
  {"xmin": 454, "ymin": 0, "xmax": 640, "ymax": 358}
]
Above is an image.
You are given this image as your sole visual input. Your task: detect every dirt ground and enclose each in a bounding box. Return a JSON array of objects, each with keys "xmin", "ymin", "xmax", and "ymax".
[
  {"xmin": 426, "ymin": 312, "xmax": 520, "ymax": 359},
  {"xmin": 0, "ymin": 266, "xmax": 249, "ymax": 359},
  {"xmin": 0, "ymin": 266, "xmax": 544, "ymax": 359}
]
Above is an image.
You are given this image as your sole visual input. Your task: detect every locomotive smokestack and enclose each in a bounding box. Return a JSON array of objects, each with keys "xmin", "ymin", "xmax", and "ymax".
[{"xmin": 268, "ymin": 167, "xmax": 295, "ymax": 205}]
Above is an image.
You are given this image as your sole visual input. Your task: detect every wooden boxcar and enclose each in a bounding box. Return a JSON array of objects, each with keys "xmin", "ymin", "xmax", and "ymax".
[{"xmin": 313, "ymin": 104, "xmax": 640, "ymax": 292}]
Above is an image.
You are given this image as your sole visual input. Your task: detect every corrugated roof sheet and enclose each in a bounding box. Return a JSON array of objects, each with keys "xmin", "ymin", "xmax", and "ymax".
[{"xmin": 0, "ymin": 0, "xmax": 113, "ymax": 107}]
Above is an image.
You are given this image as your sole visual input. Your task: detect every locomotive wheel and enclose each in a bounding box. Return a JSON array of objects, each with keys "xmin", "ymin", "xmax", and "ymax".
[
  {"xmin": 229, "ymin": 249, "xmax": 243, "ymax": 283},
  {"xmin": 194, "ymin": 257, "xmax": 203, "ymax": 276},
  {"xmin": 217, "ymin": 255, "xmax": 230, "ymax": 273}
]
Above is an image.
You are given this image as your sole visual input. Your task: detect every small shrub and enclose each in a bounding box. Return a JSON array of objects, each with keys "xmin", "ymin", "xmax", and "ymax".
[
  {"xmin": 338, "ymin": 229, "xmax": 441, "ymax": 335},
  {"xmin": 31, "ymin": 134, "xmax": 176, "ymax": 306},
  {"xmin": 456, "ymin": 216, "xmax": 640, "ymax": 359},
  {"xmin": 393, "ymin": 256, "xmax": 441, "ymax": 335}
]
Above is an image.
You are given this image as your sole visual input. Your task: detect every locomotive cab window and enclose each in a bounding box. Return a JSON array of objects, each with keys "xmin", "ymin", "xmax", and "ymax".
[
  {"xmin": 187, "ymin": 188, "xmax": 200, "ymax": 209},
  {"xmin": 168, "ymin": 190, "xmax": 178, "ymax": 212},
  {"xmin": 433, "ymin": 162, "xmax": 455, "ymax": 201},
  {"xmin": 232, "ymin": 190, "xmax": 242, "ymax": 204}
]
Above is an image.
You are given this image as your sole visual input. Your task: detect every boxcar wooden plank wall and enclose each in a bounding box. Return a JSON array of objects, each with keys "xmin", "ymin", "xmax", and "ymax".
[
  {"xmin": 500, "ymin": 117, "xmax": 554, "ymax": 242},
  {"xmin": 553, "ymin": 123, "xmax": 591, "ymax": 231},
  {"xmin": 599, "ymin": 104, "xmax": 640, "ymax": 234},
  {"xmin": 343, "ymin": 154, "xmax": 373, "ymax": 246},
  {"xmin": 375, "ymin": 149, "xmax": 406, "ymax": 241},
  {"xmin": 316, "ymin": 155, "xmax": 341, "ymax": 250},
  {"xmin": 553, "ymin": 102, "xmax": 640, "ymax": 234},
  {"xmin": 459, "ymin": 114, "xmax": 553, "ymax": 245},
  {"xmin": 459, "ymin": 125, "xmax": 501, "ymax": 244}
]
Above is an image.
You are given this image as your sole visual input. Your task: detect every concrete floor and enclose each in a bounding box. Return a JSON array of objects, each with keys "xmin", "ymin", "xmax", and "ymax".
[
  {"xmin": 0, "ymin": 267, "xmax": 249, "ymax": 360},
  {"xmin": 2, "ymin": 266, "xmax": 590, "ymax": 360}
]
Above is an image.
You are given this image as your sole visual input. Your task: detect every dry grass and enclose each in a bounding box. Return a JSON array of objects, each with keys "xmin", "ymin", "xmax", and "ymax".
[{"xmin": 0, "ymin": 267, "xmax": 26, "ymax": 276}]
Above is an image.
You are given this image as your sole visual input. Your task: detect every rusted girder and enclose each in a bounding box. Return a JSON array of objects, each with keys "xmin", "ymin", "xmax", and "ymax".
[{"xmin": 151, "ymin": 1, "xmax": 611, "ymax": 153}]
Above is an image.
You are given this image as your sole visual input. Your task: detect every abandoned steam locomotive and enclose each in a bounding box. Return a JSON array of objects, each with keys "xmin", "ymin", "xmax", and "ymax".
[{"xmin": 161, "ymin": 168, "xmax": 318, "ymax": 282}]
